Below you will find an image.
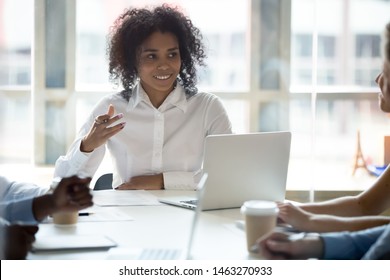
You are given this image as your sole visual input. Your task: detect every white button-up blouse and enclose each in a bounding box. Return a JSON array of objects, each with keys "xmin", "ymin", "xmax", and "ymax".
[{"xmin": 54, "ymin": 83, "xmax": 232, "ymax": 189}]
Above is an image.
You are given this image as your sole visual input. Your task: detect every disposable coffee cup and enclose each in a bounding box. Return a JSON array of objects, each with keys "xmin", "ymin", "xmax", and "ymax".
[
  {"xmin": 50, "ymin": 177, "xmax": 78, "ymax": 226},
  {"xmin": 240, "ymin": 200, "xmax": 278, "ymax": 254},
  {"xmin": 52, "ymin": 211, "xmax": 78, "ymax": 226}
]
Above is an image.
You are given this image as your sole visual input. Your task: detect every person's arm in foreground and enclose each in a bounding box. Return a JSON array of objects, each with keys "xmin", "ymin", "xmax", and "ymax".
[
  {"xmin": 277, "ymin": 202, "xmax": 390, "ymax": 232},
  {"xmin": 256, "ymin": 225, "xmax": 387, "ymax": 259},
  {"xmin": 0, "ymin": 218, "xmax": 38, "ymax": 260},
  {"xmin": 256, "ymin": 231, "xmax": 323, "ymax": 260},
  {"xmin": 0, "ymin": 176, "xmax": 92, "ymax": 223},
  {"xmin": 32, "ymin": 176, "xmax": 93, "ymax": 221},
  {"xmin": 299, "ymin": 165, "xmax": 390, "ymax": 217}
]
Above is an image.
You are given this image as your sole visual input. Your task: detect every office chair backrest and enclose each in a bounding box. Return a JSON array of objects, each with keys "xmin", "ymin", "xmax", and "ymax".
[{"xmin": 93, "ymin": 173, "xmax": 113, "ymax": 191}]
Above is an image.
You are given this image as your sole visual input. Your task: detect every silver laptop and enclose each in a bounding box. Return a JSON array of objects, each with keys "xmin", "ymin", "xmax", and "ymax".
[{"xmin": 159, "ymin": 131, "xmax": 291, "ymax": 210}]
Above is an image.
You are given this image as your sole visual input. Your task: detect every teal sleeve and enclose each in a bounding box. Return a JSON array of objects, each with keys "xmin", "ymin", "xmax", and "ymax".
[
  {"xmin": 0, "ymin": 198, "xmax": 38, "ymax": 224},
  {"xmin": 362, "ymin": 223, "xmax": 390, "ymax": 259},
  {"xmin": 321, "ymin": 225, "xmax": 387, "ymax": 259}
]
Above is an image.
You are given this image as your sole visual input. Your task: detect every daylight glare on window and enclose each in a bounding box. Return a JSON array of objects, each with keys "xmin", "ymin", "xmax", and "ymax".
[{"xmin": 1, "ymin": 0, "xmax": 390, "ymax": 194}]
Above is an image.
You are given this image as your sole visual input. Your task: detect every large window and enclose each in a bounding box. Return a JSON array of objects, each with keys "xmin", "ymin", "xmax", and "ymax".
[
  {"xmin": 0, "ymin": 0, "xmax": 32, "ymax": 87},
  {"xmin": 1, "ymin": 0, "xmax": 390, "ymax": 197},
  {"xmin": 289, "ymin": 0, "xmax": 389, "ymax": 192},
  {"xmin": 0, "ymin": 0, "xmax": 32, "ymax": 165}
]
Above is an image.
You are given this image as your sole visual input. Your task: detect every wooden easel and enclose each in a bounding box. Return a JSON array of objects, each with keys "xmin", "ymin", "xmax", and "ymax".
[{"xmin": 352, "ymin": 130, "xmax": 369, "ymax": 175}]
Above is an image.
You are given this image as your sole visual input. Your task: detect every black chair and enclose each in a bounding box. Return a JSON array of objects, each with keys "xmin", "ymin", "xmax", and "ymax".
[{"xmin": 93, "ymin": 173, "xmax": 113, "ymax": 190}]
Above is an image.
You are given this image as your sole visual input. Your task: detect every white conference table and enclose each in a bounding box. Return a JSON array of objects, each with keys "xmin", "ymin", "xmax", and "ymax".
[{"xmin": 28, "ymin": 190, "xmax": 252, "ymax": 260}]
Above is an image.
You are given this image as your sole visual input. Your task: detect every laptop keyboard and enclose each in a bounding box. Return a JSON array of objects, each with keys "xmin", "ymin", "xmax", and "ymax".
[
  {"xmin": 182, "ymin": 199, "xmax": 198, "ymax": 206},
  {"xmin": 107, "ymin": 247, "xmax": 184, "ymax": 260},
  {"xmin": 138, "ymin": 248, "xmax": 183, "ymax": 260}
]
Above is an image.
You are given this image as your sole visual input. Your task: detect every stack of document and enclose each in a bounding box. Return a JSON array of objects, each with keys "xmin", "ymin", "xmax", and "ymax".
[{"xmin": 92, "ymin": 189, "xmax": 161, "ymax": 206}]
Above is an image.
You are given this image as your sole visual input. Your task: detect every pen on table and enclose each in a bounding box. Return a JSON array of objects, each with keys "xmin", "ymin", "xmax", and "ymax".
[{"xmin": 78, "ymin": 212, "xmax": 94, "ymax": 216}]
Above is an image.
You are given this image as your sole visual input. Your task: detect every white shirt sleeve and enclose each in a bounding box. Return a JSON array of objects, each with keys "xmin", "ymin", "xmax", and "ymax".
[
  {"xmin": 0, "ymin": 176, "xmax": 45, "ymax": 223},
  {"xmin": 163, "ymin": 171, "xmax": 197, "ymax": 190},
  {"xmin": 0, "ymin": 198, "xmax": 36, "ymax": 224},
  {"xmin": 54, "ymin": 138, "xmax": 105, "ymax": 178},
  {"xmin": 204, "ymin": 94, "xmax": 233, "ymax": 135},
  {"xmin": 54, "ymin": 103, "xmax": 108, "ymax": 179}
]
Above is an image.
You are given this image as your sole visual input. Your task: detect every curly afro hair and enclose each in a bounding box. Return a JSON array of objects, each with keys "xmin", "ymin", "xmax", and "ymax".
[{"xmin": 107, "ymin": 4, "xmax": 207, "ymax": 100}]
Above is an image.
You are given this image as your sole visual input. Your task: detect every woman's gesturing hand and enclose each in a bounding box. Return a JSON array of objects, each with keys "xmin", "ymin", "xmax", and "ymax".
[{"xmin": 80, "ymin": 104, "xmax": 126, "ymax": 153}]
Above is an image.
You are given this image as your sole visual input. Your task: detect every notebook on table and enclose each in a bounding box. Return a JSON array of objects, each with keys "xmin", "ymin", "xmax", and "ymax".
[
  {"xmin": 158, "ymin": 131, "xmax": 292, "ymax": 211},
  {"xmin": 32, "ymin": 234, "xmax": 117, "ymax": 252}
]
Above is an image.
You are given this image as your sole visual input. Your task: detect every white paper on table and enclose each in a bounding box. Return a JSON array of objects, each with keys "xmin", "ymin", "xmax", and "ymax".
[
  {"xmin": 43, "ymin": 207, "xmax": 134, "ymax": 223},
  {"xmin": 77, "ymin": 207, "xmax": 134, "ymax": 222},
  {"xmin": 32, "ymin": 235, "xmax": 117, "ymax": 252},
  {"xmin": 92, "ymin": 189, "xmax": 161, "ymax": 206}
]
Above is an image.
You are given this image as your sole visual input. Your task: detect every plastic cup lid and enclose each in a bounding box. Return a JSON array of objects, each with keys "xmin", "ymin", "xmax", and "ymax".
[{"xmin": 240, "ymin": 200, "xmax": 279, "ymax": 215}]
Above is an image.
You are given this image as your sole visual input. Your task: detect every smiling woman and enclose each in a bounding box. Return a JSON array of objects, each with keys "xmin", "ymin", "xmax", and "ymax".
[{"xmin": 53, "ymin": 4, "xmax": 232, "ymax": 191}]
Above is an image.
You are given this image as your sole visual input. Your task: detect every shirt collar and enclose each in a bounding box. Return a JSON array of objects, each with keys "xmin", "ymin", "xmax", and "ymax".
[
  {"xmin": 126, "ymin": 83, "xmax": 142, "ymax": 111},
  {"xmin": 126, "ymin": 81, "xmax": 188, "ymax": 113}
]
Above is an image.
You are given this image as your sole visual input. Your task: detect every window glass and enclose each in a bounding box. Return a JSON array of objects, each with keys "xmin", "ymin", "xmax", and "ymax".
[
  {"xmin": 355, "ymin": 34, "xmax": 381, "ymax": 58},
  {"xmin": 0, "ymin": 95, "xmax": 31, "ymax": 164},
  {"xmin": 0, "ymin": 0, "xmax": 32, "ymax": 86},
  {"xmin": 291, "ymin": 0, "xmax": 389, "ymax": 89},
  {"xmin": 318, "ymin": 35, "xmax": 335, "ymax": 58},
  {"xmin": 288, "ymin": 0, "xmax": 390, "ymax": 191},
  {"xmin": 0, "ymin": 0, "xmax": 32, "ymax": 165}
]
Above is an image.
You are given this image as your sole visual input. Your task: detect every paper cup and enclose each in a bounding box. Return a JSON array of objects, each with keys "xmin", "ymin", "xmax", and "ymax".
[
  {"xmin": 52, "ymin": 211, "xmax": 78, "ymax": 226},
  {"xmin": 241, "ymin": 200, "xmax": 278, "ymax": 253}
]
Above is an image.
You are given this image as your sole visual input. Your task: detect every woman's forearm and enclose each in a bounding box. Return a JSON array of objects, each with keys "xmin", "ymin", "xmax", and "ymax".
[
  {"xmin": 306, "ymin": 214, "xmax": 390, "ymax": 233},
  {"xmin": 300, "ymin": 196, "xmax": 364, "ymax": 217}
]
